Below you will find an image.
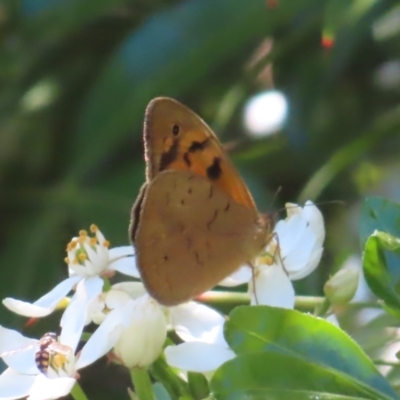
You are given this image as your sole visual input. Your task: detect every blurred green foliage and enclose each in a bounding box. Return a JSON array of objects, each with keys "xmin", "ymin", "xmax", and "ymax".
[{"xmin": 2, "ymin": 0, "xmax": 400, "ymax": 396}]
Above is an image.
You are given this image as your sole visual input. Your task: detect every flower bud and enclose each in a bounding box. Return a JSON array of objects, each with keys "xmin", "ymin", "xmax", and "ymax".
[
  {"xmin": 324, "ymin": 266, "xmax": 359, "ymax": 306},
  {"xmin": 113, "ymin": 295, "xmax": 167, "ymax": 368}
]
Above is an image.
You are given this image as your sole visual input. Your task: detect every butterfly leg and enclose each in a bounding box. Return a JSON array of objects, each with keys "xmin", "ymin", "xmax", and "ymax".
[
  {"xmin": 272, "ymin": 232, "xmax": 289, "ymax": 276},
  {"xmin": 248, "ymin": 261, "xmax": 259, "ymax": 305}
]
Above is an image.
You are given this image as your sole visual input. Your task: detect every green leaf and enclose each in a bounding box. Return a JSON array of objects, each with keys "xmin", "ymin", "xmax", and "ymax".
[
  {"xmin": 210, "ymin": 352, "xmax": 387, "ymax": 400},
  {"xmin": 363, "ymin": 233, "xmax": 400, "ymax": 309},
  {"xmin": 224, "ymin": 306, "xmax": 397, "ymax": 400},
  {"xmin": 359, "ymin": 197, "xmax": 400, "ymax": 249}
]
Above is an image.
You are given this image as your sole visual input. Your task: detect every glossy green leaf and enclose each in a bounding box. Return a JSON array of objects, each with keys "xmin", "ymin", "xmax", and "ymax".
[
  {"xmin": 359, "ymin": 197, "xmax": 400, "ymax": 249},
  {"xmin": 363, "ymin": 232, "xmax": 400, "ymax": 309},
  {"xmin": 224, "ymin": 306, "xmax": 397, "ymax": 399},
  {"xmin": 210, "ymin": 352, "xmax": 388, "ymax": 400}
]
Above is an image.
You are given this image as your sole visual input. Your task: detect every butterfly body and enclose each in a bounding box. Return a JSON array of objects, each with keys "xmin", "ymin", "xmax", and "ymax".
[{"xmin": 131, "ymin": 98, "xmax": 273, "ymax": 306}]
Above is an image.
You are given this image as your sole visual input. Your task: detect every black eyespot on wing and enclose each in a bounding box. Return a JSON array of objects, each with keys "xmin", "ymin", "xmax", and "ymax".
[
  {"xmin": 172, "ymin": 124, "xmax": 180, "ymax": 136},
  {"xmin": 206, "ymin": 157, "xmax": 222, "ymax": 180}
]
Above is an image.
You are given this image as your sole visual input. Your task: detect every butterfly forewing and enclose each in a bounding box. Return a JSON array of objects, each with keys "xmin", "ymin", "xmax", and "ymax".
[
  {"xmin": 144, "ymin": 97, "xmax": 256, "ymax": 209},
  {"xmin": 133, "ymin": 170, "xmax": 269, "ymax": 306}
]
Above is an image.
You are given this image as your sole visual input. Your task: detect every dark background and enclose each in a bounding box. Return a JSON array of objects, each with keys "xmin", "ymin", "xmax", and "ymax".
[{"xmin": 1, "ymin": 0, "xmax": 400, "ymax": 395}]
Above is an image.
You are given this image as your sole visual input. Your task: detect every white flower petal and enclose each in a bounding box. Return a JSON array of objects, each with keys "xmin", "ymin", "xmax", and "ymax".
[
  {"xmin": 251, "ymin": 264, "xmax": 295, "ymax": 308},
  {"xmin": 28, "ymin": 374, "xmax": 76, "ymax": 400},
  {"xmin": 0, "ymin": 326, "xmax": 37, "ymax": 354},
  {"xmin": 0, "ymin": 368, "xmax": 35, "ymax": 399},
  {"xmin": 60, "ymin": 276, "xmax": 103, "ymax": 351},
  {"xmin": 104, "ymin": 289, "xmax": 131, "ymax": 309},
  {"xmin": 170, "ymin": 302, "xmax": 226, "ymax": 345},
  {"xmin": 303, "ymin": 201, "xmax": 325, "ymax": 244},
  {"xmin": 218, "ymin": 266, "xmax": 252, "ymax": 287},
  {"xmin": 75, "ymin": 306, "xmax": 125, "ymax": 370},
  {"xmin": 3, "ymin": 347, "xmax": 39, "ymax": 375},
  {"xmin": 108, "ymin": 246, "xmax": 134, "ymax": 259},
  {"xmin": 283, "ymin": 233, "xmax": 315, "ymax": 274},
  {"xmin": 113, "ymin": 296, "xmax": 167, "ymax": 368},
  {"xmin": 289, "ymin": 246, "xmax": 323, "ymax": 280},
  {"xmin": 165, "ymin": 342, "xmax": 234, "ymax": 373},
  {"xmin": 277, "ymin": 214, "xmax": 307, "ymax": 258},
  {"xmin": 111, "ymin": 282, "xmax": 147, "ymax": 299},
  {"xmin": 3, "ymin": 276, "xmax": 81, "ymax": 317},
  {"xmin": 109, "ymin": 256, "xmax": 139, "ymax": 277}
]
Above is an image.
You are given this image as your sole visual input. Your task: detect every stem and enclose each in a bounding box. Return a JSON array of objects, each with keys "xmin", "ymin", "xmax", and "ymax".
[
  {"xmin": 130, "ymin": 367, "xmax": 155, "ymax": 400},
  {"xmin": 373, "ymin": 360, "xmax": 400, "ymax": 367},
  {"xmin": 70, "ymin": 382, "xmax": 89, "ymax": 400},
  {"xmin": 102, "ymin": 277, "xmax": 111, "ymax": 292},
  {"xmin": 196, "ymin": 291, "xmax": 326, "ymax": 311},
  {"xmin": 295, "ymin": 296, "xmax": 325, "ymax": 311}
]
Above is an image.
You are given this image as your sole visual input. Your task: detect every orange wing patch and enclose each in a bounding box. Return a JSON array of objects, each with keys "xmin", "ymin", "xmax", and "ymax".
[{"xmin": 144, "ymin": 98, "xmax": 256, "ymax": 209}]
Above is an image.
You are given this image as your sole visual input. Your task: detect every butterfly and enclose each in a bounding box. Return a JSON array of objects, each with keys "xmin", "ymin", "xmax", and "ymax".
[{"xmin": 130, "ymin": 97, "xmax": 273, "ymax": 306}]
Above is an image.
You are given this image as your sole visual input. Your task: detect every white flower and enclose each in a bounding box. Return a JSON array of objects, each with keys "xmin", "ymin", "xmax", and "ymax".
[
  {"xmin": 165, "ymin": 302, "xmax": 235, "ymax": 373},
  {"xmin": 3, "ymin": 225, "xmax": 135, "ymax": 322},
  {"xmin": 0, "ymin": 291, "xmax": 168, "ymax": 399},
  {"xmin": 0, "ymin": 307, "xmax": 119, "ymax": 400},
  {"xmin": 87, "ymin": 282, "xmax": 147, "ymax": 325},
  {"xmin": 112, "ymin": 294, "xmax": 167, "ymax": 368},
  {"xmin": 220, "ymin": 201, "xmax": 325, "ymax": 308}
]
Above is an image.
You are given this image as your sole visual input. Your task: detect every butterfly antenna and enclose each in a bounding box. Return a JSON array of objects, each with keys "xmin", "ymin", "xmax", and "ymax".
[
  {"xmin": 280, "ymin": 199, "xmax": 346, "ymax": 214},
  {"xmin": 270, "ymin": 186, "xmax": 282, "ymax": 209}
]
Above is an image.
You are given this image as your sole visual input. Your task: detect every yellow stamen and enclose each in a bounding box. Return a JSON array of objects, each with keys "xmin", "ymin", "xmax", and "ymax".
[
  {"xmin": 66, "ymin": 240, "xmax": 77, "ymax": 251},
  {"xmin": 56, "ymin": 297, "xmax": 70, "ymax": 310},
  {"xmin": 78, "ymin": 253, "xmax": 87, "ymax": 261},
  {"xmin": 50, "ymin": 353, "xmax": 68, "ymax": 370},
  {"xmin": 89, "ymin": 237, "xmax": 97, "ymax": 246},
  {"xmin": 78, "ymin": 235, "xmax": 86, "ymax": 244},
  {"xmin": 90, "ymin": 224, "xmax": 98, "ymax": 233},
  {"xmin": 103, "ymin": 240, "xmax": 110, "ymax": 248},
  {"xmin": 79, "ymin": 230, "xmax": 88, "ymax": 237},
  {"xmin": 72, "ymin": 258, "xmax": 79, "ymax": 265},
  {"xmin": 258, "ymin": 253, "xmax": 275, "ymax": 266},
  {"xmin": 64, "ymin": 257, "xmax": 69, "ymax": 264}
]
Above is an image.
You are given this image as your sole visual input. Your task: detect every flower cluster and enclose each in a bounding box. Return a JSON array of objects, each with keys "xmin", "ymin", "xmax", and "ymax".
[{"xmin": 0, "ymin": 203, "xmax": 326, "ymax": 399}]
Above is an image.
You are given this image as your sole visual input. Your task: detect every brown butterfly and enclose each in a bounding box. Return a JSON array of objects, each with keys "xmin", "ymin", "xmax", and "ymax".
[{"xmin": 130, "ymin": 98, "xmax": 273, "ymax": 306}]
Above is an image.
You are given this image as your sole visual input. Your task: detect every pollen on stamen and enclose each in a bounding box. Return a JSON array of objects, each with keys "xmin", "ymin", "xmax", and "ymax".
[
  {"xmin": 90, "ymin": 224, "xmax": 99, "ymax": 233},
  {"xmin": 66, "ymin": 240, "xmax": 78, "ymax": 252},
  {"xmin": 258, "ymin": 252, "xmax": 275, "ymax": 266},
  {"xmin": 79, "ymin": 230, "xmax": 88, "ymax": 237},
  {"xmin": 89, "ymin": 237, "xmax": 97, "ymax": 246},
  {"xmin": 78, "ymin": 253, "xmax": 87, "ymax": 261},
  {"xmin": 103, "ymin": 240, "xmax": 110, "ymax": 248},
  {"xmin": 78, "ymin": 237, "xmax": 86, "ymax": 244},
  {"xmin": 64, "ymin": 257, "xmax": 70, "ymax": 264},
  {"xmin": 72, "ymin": 258, "xmax": 79, "ymax": 265}
]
